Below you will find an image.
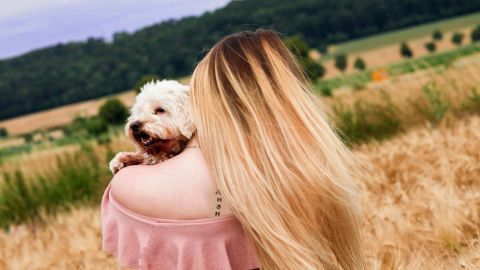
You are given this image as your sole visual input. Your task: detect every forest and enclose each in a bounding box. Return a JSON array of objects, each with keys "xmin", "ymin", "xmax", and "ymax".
[{"xmin": 1, "ymin": 0, "xmax": 479, "ymax": 120}]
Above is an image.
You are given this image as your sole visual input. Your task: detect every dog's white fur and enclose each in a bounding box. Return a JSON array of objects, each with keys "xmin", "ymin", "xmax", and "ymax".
[{"xmin": 109, "ymin": 80, "xmax": 195, "ymax": 174}]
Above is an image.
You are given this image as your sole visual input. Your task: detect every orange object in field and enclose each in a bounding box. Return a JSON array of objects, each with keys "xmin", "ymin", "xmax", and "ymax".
[{"xmin": 371, "ymin": 68, "xmax": 389, "ymax": 82}]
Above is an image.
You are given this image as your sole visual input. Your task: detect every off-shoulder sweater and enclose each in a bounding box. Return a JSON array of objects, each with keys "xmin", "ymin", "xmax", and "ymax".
[{"xmin": 101, "ymin": 182, "xmax": 260, "ymax": 270}]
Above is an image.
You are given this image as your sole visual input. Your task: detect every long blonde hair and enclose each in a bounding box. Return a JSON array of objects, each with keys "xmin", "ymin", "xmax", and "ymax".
[{"xmin": 190, "ymin": 29, "xmax": 365, "ymax": 270}]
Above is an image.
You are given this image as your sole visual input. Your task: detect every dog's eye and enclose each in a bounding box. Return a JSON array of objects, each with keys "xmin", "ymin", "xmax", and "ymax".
[{"xmin": 155, "ymin": 107, "xmax": 166, "ymax": 114}]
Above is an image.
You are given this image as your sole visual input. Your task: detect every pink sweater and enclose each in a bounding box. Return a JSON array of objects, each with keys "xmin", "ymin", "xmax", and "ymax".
[{"xmin": 101, "ymin": 182, "xmax": 260, "ymax": 270}]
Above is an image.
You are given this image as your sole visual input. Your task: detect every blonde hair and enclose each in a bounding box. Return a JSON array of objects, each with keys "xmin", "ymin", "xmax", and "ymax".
[{"xmin": 190, "ymin": 29, "xmax": 365, "ymax": 270}]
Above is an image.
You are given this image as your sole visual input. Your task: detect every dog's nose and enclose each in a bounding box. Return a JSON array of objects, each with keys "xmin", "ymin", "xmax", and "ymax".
[{"xmin": 130, "ymin": 121, "xmax": 142, "ymax": 133}]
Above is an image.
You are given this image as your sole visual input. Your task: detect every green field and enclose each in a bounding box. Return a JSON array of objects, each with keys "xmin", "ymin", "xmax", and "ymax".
[
  {"xmin": 332, "ymin": 11, "xmax": 480, "ymax": 54},
  {"xmin": 315, "ymin": 43, "xmax": 480, "ymax": 93}
]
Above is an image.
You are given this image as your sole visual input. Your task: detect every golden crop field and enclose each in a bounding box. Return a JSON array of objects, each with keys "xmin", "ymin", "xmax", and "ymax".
[
  {"xmin": 356, "ymin": 115, "xmax": 480, "ymax": 269},
  {"xmin": 0, "ymin": 91, "xmax": 137, "ymax": 136},
  {"xmin": 1, "ymin": 113, "xmax": 479, "ymax": 269}
]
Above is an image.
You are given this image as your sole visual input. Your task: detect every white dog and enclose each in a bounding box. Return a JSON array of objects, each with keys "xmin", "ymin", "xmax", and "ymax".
[{"xmin": 109, "ymin": 80, "xmax": 195, "ymax": 174}]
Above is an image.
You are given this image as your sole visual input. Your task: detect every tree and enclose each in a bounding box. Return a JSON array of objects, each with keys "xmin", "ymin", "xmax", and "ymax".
[
  {"xmin": 319, "ymin": 86, "xmax": 332, "ymax": 97},
  {"xmin": 354, "ymin": 57, "xmax": 366, "ymax": 71},
  {"xmin": 451, "ymin": 32, "xmax": 464, "ymax": 46},
  {"xmin": 400, "ymin": 42, "xmax": 413, "ymax": 58},
  {"xmin": 424, "ymin": 41, "xmax": 436, "ymax": 53},
  {"xmin": 317, "ymin": 43, "xmax": 328, "ymax": 54},
  {"xmin": 0, "ymin": 127, "xmax": 7, "ymax": 138},
  {"xmin": 471, "ymin": 25, "xmax": 480, "ymax": 43},
  {"xmin": 334, "ymin": 54, "xmax": 348, "ymax": 73},
  {"xmin": 432, "ymin": 30, "xmax": 443, "ymax": 41},
  {"xmin": 284, "ymin": 36, "xmax": 310, "ymax": 57},
  {"xmin": 83, "ymin": 116, "xmax": 109, "ymax": 136},
  {"xmin": 23, "ymin": 133, "xmax": 34, "ymax": 143},
  {"xmin": 284, "ymin": 35, "xmax": 326, "ymax": 80},
  {"xmin": 70, "ymin": 115, "xmax": 108, "ymax": 136},
  {"xmin": 300, "ymin": 58, "xmax": 326, "ymax": 80},
  {"xmin": 98, "ymin": 98, "xmax": 129, "ymax": 125},
  {"xmin": 134, "ymin": 74, "xmax": 161, "ymax": 94}
]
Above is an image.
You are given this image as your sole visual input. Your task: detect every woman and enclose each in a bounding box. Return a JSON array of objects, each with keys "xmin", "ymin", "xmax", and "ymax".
[{"xmin": 102, "ymin": 29, "xmax": 364, "ymax": 270}]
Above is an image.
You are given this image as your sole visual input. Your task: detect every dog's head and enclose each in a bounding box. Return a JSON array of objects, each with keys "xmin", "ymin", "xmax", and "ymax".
[{"xmin": 126, "ymin": 80, "xmax": 195, "ymax": 155}]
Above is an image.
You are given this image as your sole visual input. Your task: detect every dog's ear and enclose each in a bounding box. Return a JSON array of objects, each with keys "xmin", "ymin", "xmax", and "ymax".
[
  {"xmin": 177, "ymin": 89, "xmax": 196, "ymax": 139},
  {"xmin": 179, "ymin": 119, "xmax": 195, "ymax": 138}
]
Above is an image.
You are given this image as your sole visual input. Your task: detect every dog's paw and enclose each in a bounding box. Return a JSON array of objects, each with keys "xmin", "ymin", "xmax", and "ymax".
[
  {"xmin": 109, "ymin": 152, "xmax": 144, "ymax": 174},
  {"xmin": 109, "ymin": 152, "xmax": 127, "ymax": 174}
]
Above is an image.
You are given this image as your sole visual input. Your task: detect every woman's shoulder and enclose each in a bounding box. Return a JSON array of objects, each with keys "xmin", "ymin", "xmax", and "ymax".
[{"xmin": 110, "ymin": 150, "xmax": 226, "ymax": 220}]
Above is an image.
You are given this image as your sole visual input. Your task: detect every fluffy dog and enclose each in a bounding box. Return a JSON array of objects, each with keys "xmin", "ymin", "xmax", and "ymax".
[{"xmin": 109, "ymin": 80, "xmax": 195, "ymax": 174}]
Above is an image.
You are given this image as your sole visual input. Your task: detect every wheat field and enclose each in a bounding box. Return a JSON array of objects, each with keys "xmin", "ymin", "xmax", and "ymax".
[
  {"xmin": 0, "ymin": 91, "xmax": 136, "ymax": 136},
  {"xmin": 1, "ymin": 113, "xmax": 479, "ymax": 269},
  {"xmin": 356, "ymin": 115, "xmax": 480, "ymax": 269}
]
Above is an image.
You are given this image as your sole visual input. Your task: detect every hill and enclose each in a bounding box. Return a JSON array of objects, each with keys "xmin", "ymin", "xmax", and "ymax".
[{"xmin": 1, "ymin": 0, "xmax": 480, "ymax": 120}]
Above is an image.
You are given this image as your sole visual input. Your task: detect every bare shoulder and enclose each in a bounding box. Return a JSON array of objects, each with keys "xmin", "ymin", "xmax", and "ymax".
[{"xmin": 110, "ymin": 149, "xmax": 229, "ymax": 220}]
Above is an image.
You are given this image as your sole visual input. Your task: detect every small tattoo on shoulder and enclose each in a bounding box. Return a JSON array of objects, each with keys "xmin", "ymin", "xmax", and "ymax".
[{"xmin": 215, "ymin": 190, "xmax": 222, "ymax": 216}]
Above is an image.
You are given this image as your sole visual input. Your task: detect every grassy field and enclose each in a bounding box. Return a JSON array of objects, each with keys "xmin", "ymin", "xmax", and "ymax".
[
  {"xmin": 331, "ymin": 11, "xmax": 480, "ymax": 54},
  {"xmin": 1, "ymin": 70, "xmax": 479, "ymax": 268},
  {"xmin": 1, "ymin": 113, "xmax": 479, "ymax": 269}
]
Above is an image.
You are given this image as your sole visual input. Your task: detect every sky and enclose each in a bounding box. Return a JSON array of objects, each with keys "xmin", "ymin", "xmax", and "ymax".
[{"xmin": 0, "ymin": 0, "xmax": 229, "ymax": 59}]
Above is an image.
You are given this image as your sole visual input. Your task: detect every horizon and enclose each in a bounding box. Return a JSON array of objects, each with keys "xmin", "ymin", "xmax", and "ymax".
[{"xmin": 0, "ymin": 0, "xmax": 229, "ymax": 60}]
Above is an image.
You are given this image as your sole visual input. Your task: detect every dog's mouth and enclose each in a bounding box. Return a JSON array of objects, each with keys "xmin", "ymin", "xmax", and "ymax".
[{"xmin": 134, "ymin": 131, "xmax": 170, "ymax": 147}]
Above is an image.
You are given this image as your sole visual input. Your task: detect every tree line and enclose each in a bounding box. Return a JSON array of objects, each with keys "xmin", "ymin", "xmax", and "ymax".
[{"xmin": 1, "ymin": 0, "xmax": 479, "ymax": 120}]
